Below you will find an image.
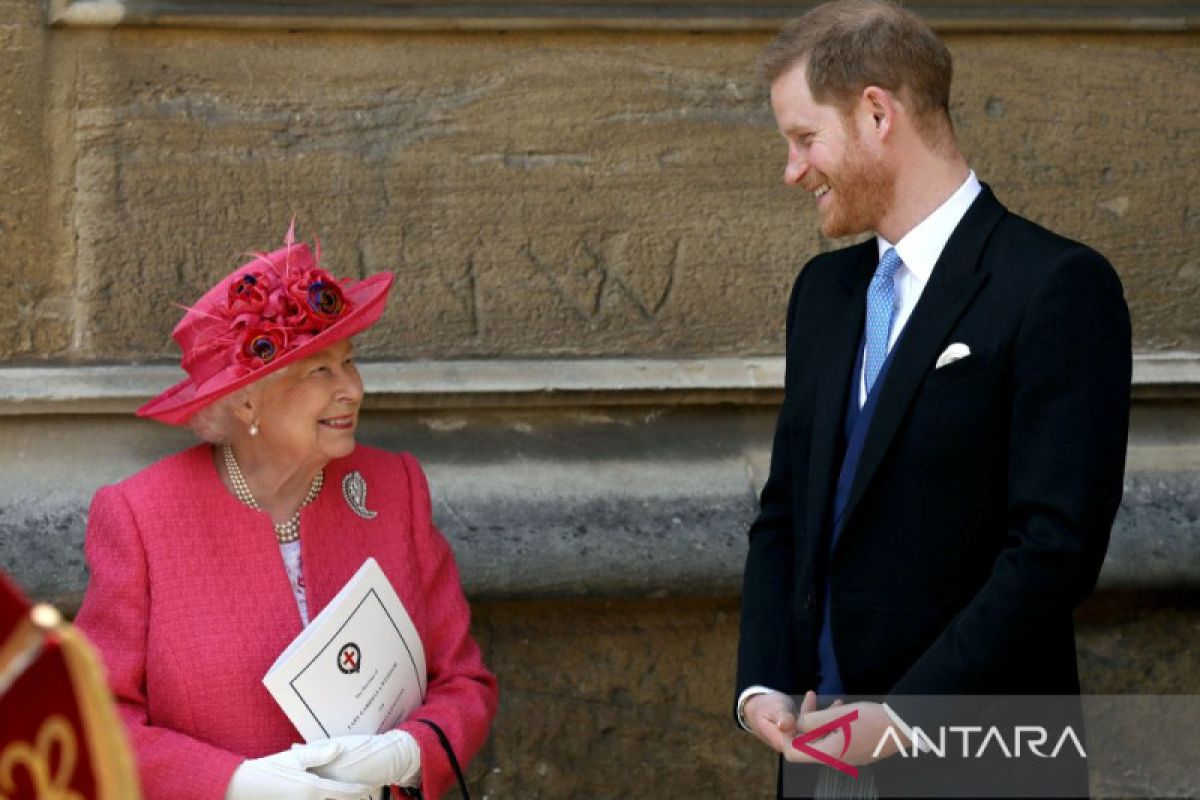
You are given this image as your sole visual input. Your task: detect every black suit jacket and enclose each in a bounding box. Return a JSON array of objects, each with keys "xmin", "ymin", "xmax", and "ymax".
[{"xmin": 736, "ymin": 186, "xmax": 1131, "ymax": 720}]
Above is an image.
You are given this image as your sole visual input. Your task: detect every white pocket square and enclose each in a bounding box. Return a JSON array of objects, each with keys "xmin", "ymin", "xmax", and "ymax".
[{"xmin": 935, "ymin": 342, "xmax": 971, "ymax": 369}]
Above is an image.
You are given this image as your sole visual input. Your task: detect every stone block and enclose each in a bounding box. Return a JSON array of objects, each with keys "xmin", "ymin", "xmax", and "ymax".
[
  {"xmin": 948, "ymin": 34, "xmax": 1200, "ymax": 351},
  {"xmin": 1076, "ymin": 591, "xmax": 1200, "ymax": 694},
  {"xmin": 13, "ymin": 22, "xmax": 1192, "ymax": 361},
  {"xmin": 0, "ymin": 5, "xmax": 73, "ymax": 359},
  {"xmin": 470, "ymin": 597, "xmax": 776, "ymax": 798}
]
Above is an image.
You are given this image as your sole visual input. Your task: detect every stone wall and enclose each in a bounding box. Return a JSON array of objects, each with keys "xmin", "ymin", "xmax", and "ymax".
[{"xmin": 2, "ymin": 5, "xmax": 1198, "ymax": 362}]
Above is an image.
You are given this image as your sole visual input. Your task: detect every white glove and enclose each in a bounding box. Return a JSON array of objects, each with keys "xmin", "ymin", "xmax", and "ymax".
[
  {"xmin": 225, "ymin": 741, "xmax": 374, "ymax": 800},
  {"xmin": 294, "ymin": 730, "xmax": 421, "ymax": 789}
]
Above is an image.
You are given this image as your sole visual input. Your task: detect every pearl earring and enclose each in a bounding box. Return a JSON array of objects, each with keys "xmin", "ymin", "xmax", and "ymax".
[{"xmin": 249, "ymin": 422, "xmax": 259, "ymax": 437}]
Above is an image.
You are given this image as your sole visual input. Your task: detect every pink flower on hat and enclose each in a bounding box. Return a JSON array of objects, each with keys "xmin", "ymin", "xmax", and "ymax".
[
  {"xmin": 216, "ymin": 259, "xmax": 352, "ymax": 371},
  {"xmin": 227, "ymin": 271, "xmax": 269, "ymax": 315},
  {"xmin": 238, "ymin": 324, "xmax": 291, "ymax": 368},
  {"xmin": 286, "ymin": 268, "xmax": 351, "ymax": 327}
]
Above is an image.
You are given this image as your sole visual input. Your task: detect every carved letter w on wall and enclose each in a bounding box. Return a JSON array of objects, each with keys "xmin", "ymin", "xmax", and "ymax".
[{"xmin": 521, "ymin": 233, "xmax": 679, "ymax": 322}]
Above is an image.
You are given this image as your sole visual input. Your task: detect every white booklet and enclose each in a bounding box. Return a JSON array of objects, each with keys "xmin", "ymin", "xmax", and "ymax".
[{"xmin": 263, "ymin": 557, "xmax": 427, "ymax": 742}]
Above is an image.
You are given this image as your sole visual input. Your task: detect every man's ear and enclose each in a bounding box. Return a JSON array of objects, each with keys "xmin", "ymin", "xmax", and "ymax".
[{"xmin": 859, "ymin": 85, "xmax": 897, "ymax": 141}]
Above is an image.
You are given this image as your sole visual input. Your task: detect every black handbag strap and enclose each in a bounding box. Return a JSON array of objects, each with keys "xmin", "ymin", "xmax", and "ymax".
[
  {"xmin": 415, "ymin": 718, "xmax": 470, "ymax": 800},
  {"xmin": 383, "ymin": 719, "xmax": 471, "ymax": 800}
]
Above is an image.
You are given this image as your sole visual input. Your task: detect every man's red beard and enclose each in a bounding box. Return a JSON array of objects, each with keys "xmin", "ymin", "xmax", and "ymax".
[{"xmin": 817, "ymin": 132, "xmax": 896, "ymax": 239}]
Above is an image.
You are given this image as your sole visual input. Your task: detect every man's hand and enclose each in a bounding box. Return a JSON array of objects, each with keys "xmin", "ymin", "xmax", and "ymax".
[
  {"xmin": 745, "ymin": 690, "xmax": 812, "ymax": 755},
  {"xmin": 786, "ymin": 701, "xmax": 909, "ymax": 766}
]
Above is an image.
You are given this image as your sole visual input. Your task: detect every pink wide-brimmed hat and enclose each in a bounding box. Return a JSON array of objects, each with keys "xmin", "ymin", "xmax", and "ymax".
[{"xmin": 138, "ymin": 223, "xmax": 394, "ymax": 425}]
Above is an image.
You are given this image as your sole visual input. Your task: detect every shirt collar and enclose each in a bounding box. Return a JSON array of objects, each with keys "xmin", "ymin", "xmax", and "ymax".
[{"xmin": 876, "ymin": 171, "xmax": 982, "ymax": 283}]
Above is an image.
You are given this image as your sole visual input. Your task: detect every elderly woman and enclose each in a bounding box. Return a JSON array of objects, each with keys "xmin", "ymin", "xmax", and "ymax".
[{"xmin": 75, "ymin": 226, "xmax": 497, "ymax": 800}]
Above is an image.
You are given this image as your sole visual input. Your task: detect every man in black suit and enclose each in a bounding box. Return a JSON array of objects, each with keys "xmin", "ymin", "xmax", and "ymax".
[{"xmin": 735, "ymin": 0, "xmax": 1131, "ymax": 795}]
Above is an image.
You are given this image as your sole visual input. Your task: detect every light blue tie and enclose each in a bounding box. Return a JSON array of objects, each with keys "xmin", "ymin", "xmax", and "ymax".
[{"xmin": 864, "ymin": 247, "xmax": 903, "ymax": 395}]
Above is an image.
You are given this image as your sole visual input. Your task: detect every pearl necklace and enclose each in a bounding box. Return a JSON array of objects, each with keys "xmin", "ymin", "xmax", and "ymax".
[{"xmin": 220, "ymin": 444, "xmax": 323, "ymax": 544}]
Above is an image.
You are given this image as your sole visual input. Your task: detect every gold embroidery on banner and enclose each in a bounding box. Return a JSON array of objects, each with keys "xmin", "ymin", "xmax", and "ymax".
[
  {"xmin": 56, "ymin": 625, "xmax": 142, "ymax": 800},
  {"xmin": 0, "ymin": 715, "xmax": 84, "ymax": 800}
]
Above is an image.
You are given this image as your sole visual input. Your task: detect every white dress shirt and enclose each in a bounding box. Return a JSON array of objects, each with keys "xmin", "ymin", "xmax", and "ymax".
[
  {"xmin": 859, "ymin": 171, "xmax": 982, "ymax": 406},
  {"xmin": 739, "ymin": 171, "xmax": 983, "ymax": 741}
]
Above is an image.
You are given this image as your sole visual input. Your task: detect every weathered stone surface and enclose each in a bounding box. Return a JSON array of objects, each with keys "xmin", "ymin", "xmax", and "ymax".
[
  {"xmin": 57, "ymin": 29, "xmax": 786, "ymax": 360},
  {"xmin": 1076, "ymin": 595, "xmax": 1200, "ymax": 798},
  {"xmin": 0, "ymin": 2, "xmax": 73, "ymax": 359},
  {"xmin": 1, "ymin": 12, "xmax": 1194, "ymax": 361},
  {"xmin": 950, "ymin": 35, "xmax": 1200, "ymax": 352},
  {"xmin": 1105, "ymin": 473, "xmax": 1200, "ymax": 590},
  {"xmin": 4, "ymin": 405, "xmax": 1199, "ymax": 611},
  {"xmin": 1076, "ymin": 591, "xmax": 1200, "ymax": 694},
  {"xmin": 470, "ymin": 597, "xmax": 777, "ymax": 799}
]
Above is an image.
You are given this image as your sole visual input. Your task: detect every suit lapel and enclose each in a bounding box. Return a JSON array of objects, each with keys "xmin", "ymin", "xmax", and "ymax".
[
  {"xmin": 835, "ymin": 187, "xmax": 1006, "ymax": 548},
  {"xmin": 804, "ymin": 242, "xmax": 876, "ymax": 554}
]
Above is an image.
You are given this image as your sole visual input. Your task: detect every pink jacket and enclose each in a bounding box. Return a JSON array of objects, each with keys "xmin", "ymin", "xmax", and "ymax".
[{"xmin": 75, "ymin": 444, "xmax": 497, "ymax": 800}]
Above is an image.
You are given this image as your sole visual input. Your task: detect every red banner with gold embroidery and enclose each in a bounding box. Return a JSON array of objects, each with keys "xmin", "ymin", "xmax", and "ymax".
[{"xmin": 0, "ymin": 571, "xmax": 140, "ymax": 800}]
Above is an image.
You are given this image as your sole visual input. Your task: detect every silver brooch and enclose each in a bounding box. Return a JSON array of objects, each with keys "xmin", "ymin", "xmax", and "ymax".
[{"xmin": 342, "ymin": 471, "xmax": 378, "ymax": 520}]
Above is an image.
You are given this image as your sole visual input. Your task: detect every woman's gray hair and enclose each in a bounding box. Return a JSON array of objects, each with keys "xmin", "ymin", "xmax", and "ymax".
[
  {"xmin": 186, "ymin": 387, "xmax": 252, "ymax": 444},
  {"xmin": 185, "ymin": 369, "xmax": 285, "ymax": 444}
]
